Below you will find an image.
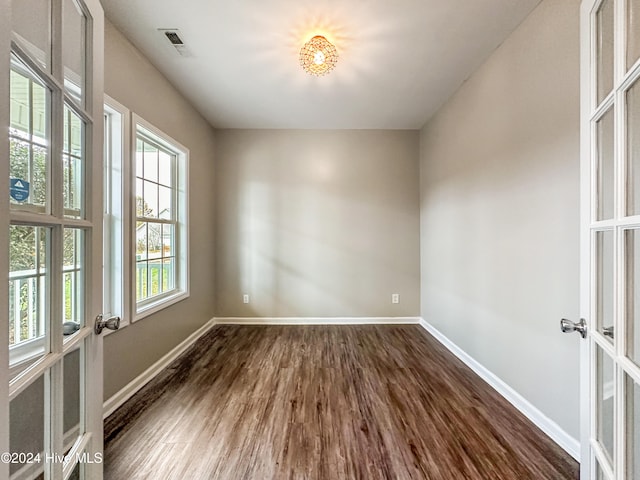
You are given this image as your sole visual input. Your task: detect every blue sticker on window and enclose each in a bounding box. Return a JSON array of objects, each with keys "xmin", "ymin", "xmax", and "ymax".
[{"xmin": 10, "ymin": 178, "xmax": 30, "ymax": 202}]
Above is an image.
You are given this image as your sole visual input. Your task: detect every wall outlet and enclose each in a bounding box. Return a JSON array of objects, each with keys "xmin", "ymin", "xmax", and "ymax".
[
  {"xmin": 392, "ymin": 294, "xmax": 400, "ymax": 304},
  {"xmin": 243, "ymin": 294, "xmax": 250, "ymax": 304}
]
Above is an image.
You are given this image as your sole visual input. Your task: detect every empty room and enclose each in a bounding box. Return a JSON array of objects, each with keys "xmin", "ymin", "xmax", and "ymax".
[{"xmin": 1, "ymin": 0, "xmax": 639, "ymax": 478}]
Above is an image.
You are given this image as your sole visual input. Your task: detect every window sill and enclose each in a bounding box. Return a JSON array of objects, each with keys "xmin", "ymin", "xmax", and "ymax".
[{"xmin": 135, "ymin": 290, "xmax": 189, "ymax": 322}]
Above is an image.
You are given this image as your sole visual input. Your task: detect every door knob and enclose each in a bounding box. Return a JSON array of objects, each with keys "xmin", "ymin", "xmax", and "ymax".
[
  {"xmin": 95, "ymin": 314, "xmax": 121, "ymax": 335},
  {"xmin": 560, "ymin": 318, "xmax": 587, "ymax": 338}
]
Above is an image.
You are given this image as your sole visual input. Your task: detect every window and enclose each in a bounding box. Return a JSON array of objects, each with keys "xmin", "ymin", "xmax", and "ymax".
[
  {"xmin": 104, "ymin": 97, "xmax": 129, "ymax": 330},
  {"xmin": 103, "ymin": 109, "xmax": 188, "ymax": 324},
  {"xmin": 133, "ymin": 117, "xmax": 189, "ymax": 318}
]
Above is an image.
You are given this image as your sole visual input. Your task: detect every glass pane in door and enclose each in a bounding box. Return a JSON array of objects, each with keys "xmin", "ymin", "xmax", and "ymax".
[
  {"xmin": 628, "ymin": 0, "xmax": 640, "ymax": 71},
  {"xmin": 626, "ymin": 374, "xmax": 640, "ymax": 479},
  {"xmin": 63, "ymin": 228, "xmax": 84, "ymax": 330},
  {"xmin": 63, "ymin": 105, "xmax": 84, "ymax": 219},
  {"xmin": 596, "ymin": 460, "xmax": 606, "ymax": 480},
  {"xmin": 597, "ymin": 230, "xmax": 615, "ymax": 342},
  {"xmin": 63, "ymin": 348, "xmax": 82, "ymax": 457},
  {"xmin": 62, "ymin": 0, "xmax": 86, "ymax": 104},
  {"xmin": 12, "ymin": 0, "xmax": 50, "ymax": 70},
  {"xmin": 626, "ymin": 229, "xmax": 640, "ymax": 367},
  {"xmin": 597, "ymin": 344, "xmax": 615, "ymax": 466},
  {"xmin": 69, "ymin": 460, "xmax": 83, "ymax": 479},
  {"xmin": 9, "ymin": 225, "xmax": 49, "ymax": 367},
  {"xmin": 628, "ymin": 78, "xmax": 640, "ymax": 216},
  {"xmin": 597, "ymin": 108, "xmax": 615, "ymax": 221},
  {"xmin": 597, "ymin": 0, "xmax": 614, "ymax": 105},
  {"xmin": 9, "ymin": 375, "xmax": 45, "ymax": 478},
  {"xmin": 10, "ymin": 55, "xmax": 50, "ymax": 213}
]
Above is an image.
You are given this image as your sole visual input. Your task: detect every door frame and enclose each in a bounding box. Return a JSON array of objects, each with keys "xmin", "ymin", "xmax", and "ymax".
[
  {"xmin": 579, "ymin": 2, "xmax": 593, "ymax": 478},
  {"xmin": 581, "ymin": 0, "xmax": 640, "ymax": 478},
  {"xmin": 1, "ymin": 0, "xmax": 12, "ymax": 478},
  {"xmin": 1, "ymin": 0, "xmax": 105, "ymax": 478}
]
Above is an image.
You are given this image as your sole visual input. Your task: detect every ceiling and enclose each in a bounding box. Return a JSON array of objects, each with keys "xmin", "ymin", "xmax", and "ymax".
[{"xmin": 101, "ymin": 0, "xmax": 541, "ymax": 130}]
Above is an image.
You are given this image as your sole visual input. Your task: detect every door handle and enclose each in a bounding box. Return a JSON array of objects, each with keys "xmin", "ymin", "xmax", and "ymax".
[
  {"xmin": 95, "ymin": 314, "xmax": 121, "ymax": 335},
  {"xmin": 560, "ymin": 318, "xmax": 587, "ymax": 339}
]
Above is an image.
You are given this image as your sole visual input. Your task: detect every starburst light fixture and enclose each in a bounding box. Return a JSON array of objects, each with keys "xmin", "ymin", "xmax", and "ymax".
[{"xmin": 299, "ymin": 35, "xmax": 338, "ymax": 76}]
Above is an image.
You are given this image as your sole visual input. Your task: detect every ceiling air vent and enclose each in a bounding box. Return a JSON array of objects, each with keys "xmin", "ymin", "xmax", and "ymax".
[
  {"xmin": 164, "ymin": 31, "xmax": 184, "ymax": 45},
  {"xmin": 158, "ymin": 29, "xmax": 191, "ymax": 57}
]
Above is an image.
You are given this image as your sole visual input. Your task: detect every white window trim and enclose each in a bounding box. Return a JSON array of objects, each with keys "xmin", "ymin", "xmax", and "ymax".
[
  {"xmin": 132, "ymin": 114, "xmax": 189, "ymax": 321},
  {"xmin": 103, "ymin": 95, "xmax": 131, "ymax": 334}
]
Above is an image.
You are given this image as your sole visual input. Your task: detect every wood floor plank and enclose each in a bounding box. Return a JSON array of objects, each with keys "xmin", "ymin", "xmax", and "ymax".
[{"xmin": 104, "ymin": 325, "xmax": 578, "ymax": 479}]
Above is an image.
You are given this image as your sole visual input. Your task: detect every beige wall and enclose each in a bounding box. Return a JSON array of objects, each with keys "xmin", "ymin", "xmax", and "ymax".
[
  {"xmin": 419, "ymin": 0, "xmax": 581, "ymax": 439},
  {"xmin": 215, "ymin": 129, "xmax": 420, "ymax": 318},
  {"xmin": 103, "ymin": 20, "xmax": 216, "ymax": 400}
]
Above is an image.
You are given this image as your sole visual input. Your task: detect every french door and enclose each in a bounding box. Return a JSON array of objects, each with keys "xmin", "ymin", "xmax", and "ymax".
[
  {"xmin": 580, "ymin": 0, "xmax": 640, "ymax": 478},
  {"xmin": 1, "ymin": 0, "xmax": 105, "ymax": 479}
]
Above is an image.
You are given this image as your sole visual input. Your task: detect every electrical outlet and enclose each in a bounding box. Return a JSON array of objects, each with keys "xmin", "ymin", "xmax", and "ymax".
[
  {"xmin": 392, "ymin": 294, "xmax": 400, "ymax": 304},
  {"xmin": 243, "ymin": 294, "xmax": 250, "ymax": 304}
]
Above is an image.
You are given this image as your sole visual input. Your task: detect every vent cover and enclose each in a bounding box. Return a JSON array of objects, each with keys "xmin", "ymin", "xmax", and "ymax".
[
  {"xmin": 164, "ymin": 31, "xmax": 184, "ymax": 45},
  {"xmin": 158, "ymin": 29, "xmax": 190, "ymax": 56}
]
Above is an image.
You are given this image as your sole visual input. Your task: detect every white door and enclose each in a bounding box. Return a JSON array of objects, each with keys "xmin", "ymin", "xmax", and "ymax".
[
  {"xmin": 577, "ymin": 0, "xmax": 640, "ymax": 478},
  {"xmin": 1, "ymin": 0, "xmax": 106, "ymax": 479}
]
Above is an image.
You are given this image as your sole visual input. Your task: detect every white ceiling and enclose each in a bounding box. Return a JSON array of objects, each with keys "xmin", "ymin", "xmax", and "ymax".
[{"xmin": 101, "ymin": 0, "xmax": 541, "ymax": 130}]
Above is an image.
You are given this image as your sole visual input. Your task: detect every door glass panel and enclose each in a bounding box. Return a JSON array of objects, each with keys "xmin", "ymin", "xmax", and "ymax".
[
  {"xmin": 626, "ymin": 229, "xmax": 640, "ymax": 366},
  {"xmin": 63, "ymin": 348, "xmax": 82, "ymax": 457},
  {"xmin": 69, "ymin": 460, "xmax": 83, "ymax": 479},
  {"xmin": 597, "ymin": 230, "xmax": 615, "ymax": 343},
  {"xmin": 628, "ymin": 78, "xmax": 640, "ymax": 216},
  {"xmin": 63, "ymin": 228, "xmax": 84, "ymax": 331},
  {"xmin": 63, "ymin": 105, "xmax": 84, "ymax": 218},
  {"xmin": 628, "ymin": 0, "xmax": 640, "ymax": 71},
  {"xmin": 597, "ymin": 108, "xmax": 615, "ymax": 221},
  {"xmin": 9, "ymin": 225, "xmax": 48, "ymax": 367},
  {"xmin": 597, "ymin": 0, "xmax": 614, "ymax": 105},
  {"xmin": 62, "ymin": 0, "xmax": 86, "ymax": 104},
  {"xmin": 9, "ymin": 375, "xmax": 45, "ymax": 478},
  {"xmin": 596, "ymin": 344, "xmax": 615, "ymax": 466},
  {"xmin": 596, "ymin": 460, "xmax": 606, "ymax": 480},
  {"xmin": 12, "ymin": 0, "xmax": 50, "ymax": 70},
  {"xmin": 10, "ymin": 55, "xmax": 50, "ymax": 213},
  {"xmin": 626, "ymin": 374, "xmax": 640, "ymax": 480}
]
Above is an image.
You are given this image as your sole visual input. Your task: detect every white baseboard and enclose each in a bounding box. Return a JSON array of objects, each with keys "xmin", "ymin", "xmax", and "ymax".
[
  {"xmin": 418, "ymin": 318, "xmax": 580, "ymax": 461},
  {"xmin": 103, "ymin": 318, "xmax": 216, "ymax": 419},
  {"xmin": 213, "ymin": 317, "xmax": 421, "ymax": 325}
]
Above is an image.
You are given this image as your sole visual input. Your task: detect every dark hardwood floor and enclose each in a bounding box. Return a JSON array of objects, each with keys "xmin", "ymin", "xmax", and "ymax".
[{"xmin": 104, "ymin": 325, "xmax": 578, "ymax": 480}]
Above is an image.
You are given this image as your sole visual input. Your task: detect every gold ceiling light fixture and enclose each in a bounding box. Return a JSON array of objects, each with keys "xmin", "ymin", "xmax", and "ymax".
[{"xmin": 299, "ymin": 35, "xmax": 338, "ymax": 76}]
